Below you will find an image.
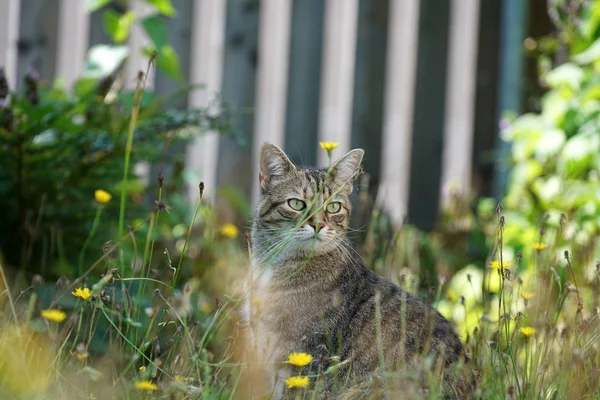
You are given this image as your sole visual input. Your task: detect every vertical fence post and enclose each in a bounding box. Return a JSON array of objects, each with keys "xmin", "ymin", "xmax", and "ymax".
[
  {"xmin": 56, "ymin": 0, "xmax": 90, "ymax": 89},
  {"xmin": 440, "ymin": 0, "xmax": 481, "ymax": 200},
  {"xmin": 0, "ymin": 0, "xmax": 21, "ymax": 86},
  {"xmin": 317, "ymin": 0, "xmax": 359, "ymax": 167},
  {"xmin": 494, "ymin": 0, "xmax": 529, "ymax": 200},
  {"xmin": 126, "ymin": 0, "xmax": 155, "ymax": 90},
  {"xmin": 377, "ymin": 0, "xmax": 421, "ymax": 224},
  {"xmin": 251, "ymin": 0, "xmax": 293, "ymax": 203},
  {"xmin": 185, "ymin": 0, "xmax": 227, "ymax": 203}
]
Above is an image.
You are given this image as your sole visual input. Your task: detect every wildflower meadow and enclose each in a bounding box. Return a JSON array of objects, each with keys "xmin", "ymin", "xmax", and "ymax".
[{"xmin": 2, "ymin": 1, "xmax": 600, "ymax": 399}]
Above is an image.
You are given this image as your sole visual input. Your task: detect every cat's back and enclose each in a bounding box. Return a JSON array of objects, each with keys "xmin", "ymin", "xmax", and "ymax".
[{"xmin": 335, "ymin": 263, "xmax": 472, "ymax": 397}]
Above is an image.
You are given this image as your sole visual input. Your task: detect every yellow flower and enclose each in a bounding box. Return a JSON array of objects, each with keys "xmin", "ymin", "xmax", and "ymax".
[
  {"xmin": 41, "ymin": 309, "xmax": 67, "ymax": 323},
  {"xmin": 520, "ymin": 327, "xmax": 536, "ymax": 338},
  {"xmin": 135, "ymin": 380, "xmax": 159, "ymax": 391},
  {"xmin": 174, "ymin": 375, "xmax": 184, "ymax": 382},
  {"xmin": 489, "ymin": 260, "xmax": 509, "ymax": 270},
  {"xmin": 532, "ymin": 242, "xmax": 546, "ymax": 250},
  {"xmin": 94, "ymin": 189, "xmax": 112, "ymax": 205},
  {"xmin": 72, "ymin": 287, "xmax": 92, "ymax": 300},
  {"xmin": 219, "ymin": 223, "xmax": 239, "ymax": 239},
  {"xmin": 285, "ymin": 376, "xmax": 309, "ymax": 389},
  {"xmin": 520, "ymin": 291, "xmax": 534, "ymax": 300},
  {"xmin": 76, "ymin": 352, "xmax": 88, "ymax": 361},
  {"xmin": 139, "ymin": 366, "xmax": 146, "ymax": 372},
  {"xmin": 287, "ymin": 352, "xmax": 313, "ymax": 367},
  {"xmin": 200, "ymin": 302, "xmax": 213, "ymax": 314},
  {"xmin": 319, "ymin": 142, "xmax": 339, "ymax": 152}
]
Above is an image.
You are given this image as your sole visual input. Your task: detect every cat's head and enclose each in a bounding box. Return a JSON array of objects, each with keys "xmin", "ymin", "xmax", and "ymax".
[{"xmin": 252, "ymin": 143, "xmax": 364, "ymax": 260}]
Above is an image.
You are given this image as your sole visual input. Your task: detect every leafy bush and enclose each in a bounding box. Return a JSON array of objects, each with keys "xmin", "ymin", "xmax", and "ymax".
[{"xmin": 0, "ymin": 61, "xmax": 231, "ymax": 277}]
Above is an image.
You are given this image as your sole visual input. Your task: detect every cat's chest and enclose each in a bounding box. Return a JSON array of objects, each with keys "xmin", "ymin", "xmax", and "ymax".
[
  {"xmin": 254, "ymin": 278, "xmax": 341, "ymax": 336},
  {"xmin": 246, "ymin": 261, "xmax": 344, "ymax": 347}
]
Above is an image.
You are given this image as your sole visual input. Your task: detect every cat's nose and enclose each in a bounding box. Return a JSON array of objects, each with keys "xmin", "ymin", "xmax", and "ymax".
[{"xmin": 308, "ymin": 222, "xmax": 325, "ymax": 233}]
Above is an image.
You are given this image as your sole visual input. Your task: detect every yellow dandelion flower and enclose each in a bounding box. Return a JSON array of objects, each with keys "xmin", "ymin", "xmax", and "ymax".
[
  {"xmin": 287, "ymin": 352, "xmax": 313, "ymax": 367},
  {"xmin": 532, "ymin": 242, "xmax": 546, "ymax": 250},
  {"xmin": 94, "ymin": 189, "xmax": 112, "ymax": 205},
  {"xmin": 139, "ymin": 366, "xmax": 146, "ymax": 372},
  {"xmin": 135, "ymin": 380, "xmax": 159, "ymax": 391},
  {"xmin": 319, "ymin": 142, "xmax": 339, "ymax": 152},
  {"xmin": 520, "ymin": 327, "xmax": 536, "ymax": 338},
  {"xmin": 489, "ymin": 260, "xmax": 509, "ymax": 270},
  {"xmin": 201, "ymin": 302, "xmax": 213, "ymax": 314},
  {"xmin": 41, "ymin": 309, "xmax": 67, "ymax": 323},
  {"xmin": 72, "ymin": 287, "xmax": 92, "ymax": 301},
  {"xmin": 520, "ymin": 291, "xmax": 534, "ymax": 300},
  {"xmin": 219, "ymin": 223, "xmax": 239, "ymax": 239},
  {"xmin": 286, "ymin": 376, "xmax": 309, "ymax": 389}
]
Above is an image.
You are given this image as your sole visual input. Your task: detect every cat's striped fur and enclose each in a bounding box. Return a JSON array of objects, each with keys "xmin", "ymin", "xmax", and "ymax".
[{"xmin": 246, "ymin": 143, "xmax": 474, "ymax": 399}]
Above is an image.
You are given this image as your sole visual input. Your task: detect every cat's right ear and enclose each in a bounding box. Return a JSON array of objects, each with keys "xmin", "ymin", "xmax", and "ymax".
[{"xmin": 259, "ymin": 143, "xmax": 296, "ymax": 188}]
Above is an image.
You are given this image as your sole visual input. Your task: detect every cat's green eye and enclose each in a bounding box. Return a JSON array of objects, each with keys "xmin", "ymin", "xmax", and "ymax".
[
  {"xmin": 288, "ymin": 198, "xmax": 306, "ymax": 211},
  {"xmin": 326, "ymin": 202, "xmax": 342, "ymax": 214}
]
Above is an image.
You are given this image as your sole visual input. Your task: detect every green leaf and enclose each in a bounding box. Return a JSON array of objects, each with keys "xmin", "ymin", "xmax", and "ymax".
[
  {"xmin": 533, "ymin": 128, "xmax": 566, "ymax": 163},
  {"xmin": 144, "ymin": 45, "xmax": 183, "ymax": 82},
  {"xmin": 157, "ymin": 44, "xmax": 182, "ymax": 81},
  {"xmin": 500, "ymin": 114, "xmax": 544, "ymax": 142},
  {"xmin": 558, "ymin": 130, "xmax": 600, "ymax": 177},
  {"xmin": 141, "ymin": 15, "xmax": 168, "ymax": 50},
  {"xmin": 545, "ymin": 63, "xmax": 584, "ymax": 90},
  {"xmin": 580, "ymin": 1, "xmax": 600, "ymax": 40},
  {"xmin": 146, "ymin": 0, "xmax": 177, "ymax": 16},
  {"xmin": 83, "ymin": 45, "xmax": 129, "ymax": 79},
  {"xmin": 73, "ymin": 77, "xmax": 98, "ymax": 98},
  {"xmin": 573, "ymin": 37, "xmax": 600, "ymax": 64},
  {"xmin": 86, "ymin": 0, "xmax": 111, "ymax": 12},
  {"xmin": 103, "ymin": 10, "xmax": 135, "ymax": 43}
]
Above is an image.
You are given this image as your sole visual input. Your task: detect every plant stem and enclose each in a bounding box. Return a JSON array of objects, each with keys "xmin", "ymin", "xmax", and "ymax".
[
  {"xmin": 174, "ymin": 183, "xmax": 204, "ymax": 287},
  {"xmin": 78, "ymin": 206, "xmax": 103, "ymax": 275},
  {"xmin": 118, "ymin": 71, "xmax": 146, "ymax": 273}
]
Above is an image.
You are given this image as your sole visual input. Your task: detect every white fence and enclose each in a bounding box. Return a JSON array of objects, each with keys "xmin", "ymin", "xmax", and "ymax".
[{"xmin": 0, "ymin": 0, "xmax": 486, "ymax": 226}]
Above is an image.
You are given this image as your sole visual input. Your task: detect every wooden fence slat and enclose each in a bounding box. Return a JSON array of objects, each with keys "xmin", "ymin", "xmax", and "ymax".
[
  {"xmin": 185, "ymin": 0, "xmax": 227, "ymax": 203},
  {"xmin": 251, "ymin": 0, "xmax": 293, "ymax": 202},
  {"xmin": 317, "ymin": 0, "xmax": 359, "ymax": 167},
  {"xmin": 441, "ymin": 0, "xmax": 481, "ymax": 199},
  {"xmin": 56, "ymin": 0, "xmax": 90, "ymax": 89},
  {"xmin": 126, "ymin": 0, "xmax": 155, "ymax": 89},
  {"xmin": 0, "ymin": 0, "xmax": 21, "ymax": 87},
  {"xmin": 377, "ymin": 0, "xmax": 421, "ymax": 223}
]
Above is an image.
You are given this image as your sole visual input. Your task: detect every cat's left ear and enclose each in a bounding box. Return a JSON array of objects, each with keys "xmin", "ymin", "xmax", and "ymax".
[{"xmin": 329, "ymin": 149, "xmax": 364, "ymax": 193}]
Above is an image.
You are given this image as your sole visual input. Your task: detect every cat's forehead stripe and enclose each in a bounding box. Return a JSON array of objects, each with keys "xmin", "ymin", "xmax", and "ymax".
[{"xmin": 303, "ymin": 168, "xmax": 327, "ymax": 192}]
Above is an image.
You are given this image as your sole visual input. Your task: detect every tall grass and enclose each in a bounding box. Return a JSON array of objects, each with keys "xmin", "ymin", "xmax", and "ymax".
[
  {"xmin": 1, "ymin": 69, "xmax": 600, "ymax": 400},
  {"xmin": 2, "ymin": 172, "xmax": 600, "ymax": 399}
]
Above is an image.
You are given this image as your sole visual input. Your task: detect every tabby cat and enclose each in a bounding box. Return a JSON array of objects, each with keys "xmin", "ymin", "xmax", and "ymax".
[{"xmin": 246, "ymin": 143, "xmax": 473, "ymax": 399}]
